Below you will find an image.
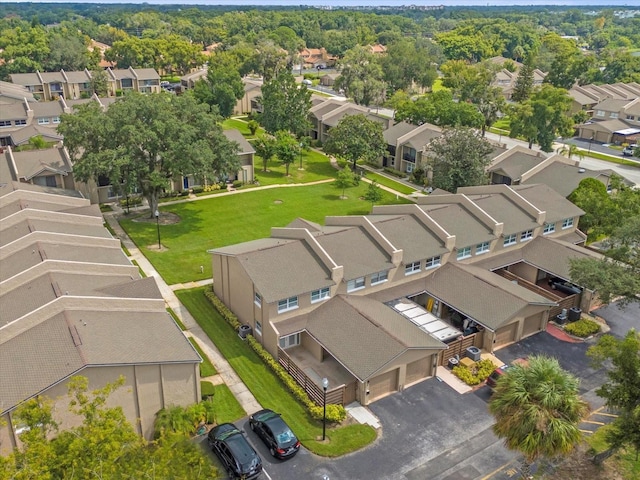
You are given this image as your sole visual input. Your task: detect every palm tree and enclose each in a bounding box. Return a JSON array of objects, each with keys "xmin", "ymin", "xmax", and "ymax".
[
  {"xmin": 558, "ymin": 143, "xmax": 584, "ymax": 161},
  {"xmin": 489, "ymin": 355, "xmax": 589, "ymax": 479}
]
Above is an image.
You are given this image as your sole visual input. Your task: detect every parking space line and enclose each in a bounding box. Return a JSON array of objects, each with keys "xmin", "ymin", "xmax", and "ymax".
[
  {"xmin": 262, "ymin": 468, "xmax": 273, "ymax": 480},
  {"xmin": 594, "ymin": 412, "xmax": 618, "ymax": 417},
  {"xmin": 580, "ymin": 429, "xmax": 594, "ymax": 434},
  {"xmin": 480, "ymin": 462, "xmax": 510, "ymax": 479},
  {"xmin": 583, "ymin": 420, "xmax": 605, "ymax": 425}
]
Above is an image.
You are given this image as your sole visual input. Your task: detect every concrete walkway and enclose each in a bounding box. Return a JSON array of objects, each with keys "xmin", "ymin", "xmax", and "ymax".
[{"xmin": 103, "ymin": 210, "xmax": 262, "ymax": 415}]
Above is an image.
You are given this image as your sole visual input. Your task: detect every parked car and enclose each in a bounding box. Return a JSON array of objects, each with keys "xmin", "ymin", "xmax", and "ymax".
[
  {"xmin": 548, "ymin": 277, "xmax": 582, "ymax": 295},
  {"xmin": 622, "ymin": 145, "xmax": 637, "ymax": 157},
  {"xmin": 207, "ymin": 423, "xmax": 262, "ymax": 479},
  {"xmin": 249, "ymin": 409, "xmax": 301, "ymax": 459}
]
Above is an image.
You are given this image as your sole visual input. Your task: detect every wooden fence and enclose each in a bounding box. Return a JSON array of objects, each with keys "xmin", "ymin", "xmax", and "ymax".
[
  {"xmin": 439, "ymin": 333, "xmax": 479, "ymax": 365},
  {"xmin": 278, "ymin": 348, "xmax": 345, "ymax": 406}
]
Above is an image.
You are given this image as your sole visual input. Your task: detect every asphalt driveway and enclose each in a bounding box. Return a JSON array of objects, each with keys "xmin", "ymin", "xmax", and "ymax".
[{"xmin": 593, "ymin": 300, "xmax": 640, "ymax": 338}]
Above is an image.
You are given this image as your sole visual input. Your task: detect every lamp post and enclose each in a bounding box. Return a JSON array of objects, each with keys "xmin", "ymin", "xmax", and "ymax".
[
  {"xmin": 154, "ymin": 209, "xmax": 161, "ymax": 250},
  {"xmin": 322, "ymin": 377, "xmax": 329, "ymax": 441},
  {"xmin": 299, "ymin": 142, "xmax": 304, "ymax": 170},
  {"xmin": 588, "ymin": 135, "xmax": 594, "ymax": 154}
]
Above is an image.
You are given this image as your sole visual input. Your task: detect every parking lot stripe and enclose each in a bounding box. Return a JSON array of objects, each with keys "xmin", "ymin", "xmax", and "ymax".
[
  {"xmin": 594, "ymin": 412, "xmax": 618, "ymax": 417},
  {"xmin": 583, "ymin": 420, "xmax": 605, "ymax": 425},
  {"xmin": 480, "ymin": 462, "xmax": 510, "ymax": 479},
  {"xmin": 262, "ymin": 468, "xmax": 273, "ymax": 480},
  {"xmin": 580, "ymin": 429, "xmax": 594, "ymax": 434}
]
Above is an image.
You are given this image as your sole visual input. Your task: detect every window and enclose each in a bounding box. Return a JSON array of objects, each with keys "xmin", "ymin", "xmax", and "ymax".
[
  {"xmin": 457, "ymin": 246, "xmax": 471, "ymax": 260},
  {"xmin": 37, "ymin": 117, "xmax": 50, "ymax": 125},
  {"xmin": 406, "ymin": 163, "xmax": 414, "ymax": 173},
  {"xmin": 405, "ymin": 261, "xmax": 421, "ymax": 275},
  {"xmin": 371, "ymin": 271, "xmax": 388, "ymax": 285},
  {"xmin": 277, "ymin": 296, "xmax": 298, "ymax": 313},
  {"xmin": 50, "ymin": 82, "xmax": 62, "ymax": 92},
  {"xmin": 521, "ymin": 230, "xmax": 533, "ymax": 242},
  {"xmin": 52, "ymin": 116, "xmax": 60, "ymax": 124},
  {"xmin": 425, "ymin": 255, "xmax": 441, "ymax": 269},
  {"xmin": 626, "ymin": 115, "xmax": 635, "ymax": 121},
  {"xmin": 0, "ymin": 121, "xmax": 10, "ymax": 128},
  {"xmin": 15, "ymin": 119, "xmax": 26, "ymax": 126},
  {"xmin": 347, "ymin": 277, "xmax": 365, "ymax": 292},
  {"xmin": 610, "ymin": 112, "xmax": 618, "ymax": 119},
  {"xmin": 121, "ymin": 78, "xmax": 133, "ymax": 88},
  {"xmin": 503, "ymin": 234, "xmax": 517, "ymax": 246},
  {"xmin": 562, "ymin": 218, "xmax": 574, "ymax": 229},
  {"xmin": 476, "ymin": 242, "xmax": 490, "ymax": 255},
  {"xmin": 254, "ymin": 292, "xmax": 262, "ymax": 307},
  {"xmin": 279, "ymin": 333, "xmax": 300, "ymax": 349},
  {"xmin": 543, "ymin": 223, "xmax": 555, "ymax": 235},
  {"xmin": 595, "ymin": 110, "xmax": 605, "ymax": 117},
  {"xmin": 255, "ymin": 321, "xmax": 262, "ymax": 336},
  {"xmin": 311, "ymin": 287, "xmax": 330, "ymax": 303}
]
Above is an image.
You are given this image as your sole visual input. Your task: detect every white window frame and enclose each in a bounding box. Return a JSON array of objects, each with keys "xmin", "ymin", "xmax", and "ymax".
[
  {"xmin": 610, "ymin": 112, "xmax": 618, "ymax": 119},
  {"xmin": 254, "ymin": 292, "xmax": 262, "ymax": 307},
  {"xmin": 562, "ymin": 218, "xmax": 574, "ymax": 229},
  {"xmin": 521, "ymin": 230, "xmax": 533, "ymax": 242},
  {"xmin": 543, "ymin": 223, "xmax": 555, "ymax": 235},
  {"xmin": 255, "ymin": 321, "xmax": 262, "ymax": 336},
  {"xmin": 457, "ymin": 246, "xmax": 471, "ymax": 260},
  {"xmin": 503, "ymin": 234, "xmax": 517, "ymax": 247},
  {"xmin": 595, "ymin": 110, "xmax": 605, "ymax": 117},
  {"xmin": 476, "ymin": 242, "xmax": 490, "ymax": 255},
  {"xmin": 279, "ymin": 333, "xmax": 300, "ymax": 349},
  {"xmin": 425, "ymin": 255, "xmax": 441, "ymax": 269},
  {"xmin": 277, "ymin": 296, "xmax": 298, "ymax": 313},
  {"xmin": 311, "ymin": 287, "xmax": 330, "ymax": 303},
  {"xmin": 37, "ymin": 117, "xmax": 50, "ymax": 125},
  {"xmin": 15, "ymin": 119, "xmax": 27, "ymax": 126},
  {"xmin": 52, "ymin": 116, "xmax": 60, "ymax": 124},
  {"xmin": 405, "ymin": 261, "xmax": 421, "ymax": 276},
  {"xmin": 347, "ymin": 277, "xmax": 365, "ymax": 292},
  {"xmin": 371, "ymin": 270, "xmax": 388, "ymax": 285},
  {"xmin": 0, "ymin": 120, "xmax": 11, "ymax": 128}
]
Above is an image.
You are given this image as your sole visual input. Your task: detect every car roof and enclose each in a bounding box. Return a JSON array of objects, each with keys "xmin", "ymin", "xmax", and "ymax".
[{"xmin": 225, "ymin": 433, "xmax": 258, "ymax": 462}]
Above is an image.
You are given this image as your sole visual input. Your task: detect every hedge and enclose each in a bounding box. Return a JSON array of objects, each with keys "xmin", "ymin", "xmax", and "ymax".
[
  {"xmin": 452, "ymin": 358, "xmax": 496, "ymax": 386},
  {"xmin": 564, "ymin": 318, "xmax": 600, "ymax": 338},
  {"xmin": 204, "ymin": 290, "xmax": 346, "ymax": 423}
]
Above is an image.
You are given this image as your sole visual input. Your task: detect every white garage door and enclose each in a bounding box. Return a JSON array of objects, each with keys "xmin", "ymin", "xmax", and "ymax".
[
  {"xmin": 405, "ymin": 357, "xmax": 432, "ymax": 385},
  {"xmin": 494, "ymin": 322, "xmax": 518, "ymax": 348},
  {"xmin": 522, "ymin": 313, "xmax": 544, "ymax": 337},
  {"xmin": 369, "ymin": 369, "xmax": 398, "ymax": 401}
]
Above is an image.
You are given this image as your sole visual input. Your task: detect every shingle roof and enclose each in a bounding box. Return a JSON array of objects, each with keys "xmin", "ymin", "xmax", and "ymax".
[
  {"xmin": 465, "ymin": 192, "xmax": 539, "ymax": 235},
  {"xmin": 419, "ymin": 203, "xmax": 495, "ymax": 248},
  {"xmin": 383, "ymin": 122, "xmax": 417, "ymax": 145},
  {"xmin": 305, "ymin": 295, "xmax": 443, "ymax": 380},
  {"xmin": 511, "ymin": 184, "xmax": 585, "ymax": 222},
  {"xmin": 488, "ymin": 151, "xmax": 544, "ymax": 181},
  {"xmin": 223, "ymin": 129, "xmax": 255, "ymax": 155}
]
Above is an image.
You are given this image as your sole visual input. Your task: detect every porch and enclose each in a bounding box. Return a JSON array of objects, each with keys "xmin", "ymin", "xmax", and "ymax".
[{"xmin": 278, "ymin": 346, "xmax": 357, "ymax": 406}]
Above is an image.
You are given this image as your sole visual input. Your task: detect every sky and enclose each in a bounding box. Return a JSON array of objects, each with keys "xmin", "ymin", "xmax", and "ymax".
[{"xmin": 0, "ymin": 1, "xmax": 634, "ymax": 6}]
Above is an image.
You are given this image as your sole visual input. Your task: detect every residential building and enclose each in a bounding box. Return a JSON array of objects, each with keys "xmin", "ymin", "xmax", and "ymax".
[
  {"xmin": 0, "ymin": 179, "xmax": 201, "ymax": 455},
  {"xmin": 298, "ymin": 47, "xmax": 336, "ymax": 69},
  {"xmin": 210, "ymin": 184, "xmax": 600, "ymax": 406},
  {"xmin": 380, "ymin": 121, "xmax": 442, "ymax": 174},
  {"xmin": 2, "ymin": 145, "xmax": 74, "ymax": 189},
  {"xmin": 308, "ymin": 98, "xmax": 391, "ymax": 143}
]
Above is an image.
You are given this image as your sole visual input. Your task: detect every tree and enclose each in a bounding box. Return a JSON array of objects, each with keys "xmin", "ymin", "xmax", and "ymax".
[
  {"xmin": 45, "ymin": 29, "xmax": 97, "ymax": 72},
  {"xmin": 58, "ymin": 93, "xmax": 239, "ymax": 217},
  {"xmin": 334, "ymin": 167, "xmax": 358, "ymax": 199},
  {"xmin": 27, "ymin": 135, "xmax": 48, "ymax": 149},
  {"xmin": 511, "ymin": 56, "xmax": 535, "ymax": 103},
  {"xmin": 557, "ymin": 143, "xmax": 584, "ymax": 161},
  {"xmin": 274, "ymin": 130, "xmax": 300, "ymax": 177},
  {"xmin": 381, "ymin": 38, "xmax": 438, "ymax": 93},
  {"xmin": 489, "ymin": 356, "xmax": 589, "ymax": 479},
  {"xmin": 323, "ymin": 114, "xmax": 386, "ymax": 172},
  {"xmin": 395, "ymin": 90, "xmax": 484, "ymax": 129},
  {"xmin": 254, "ymin": 38, "xmax": 288, "ymax": 81},
  {"xmin": 425, "ymin": 127, "xmax": 494, "ymax": 192},
  {"xmin": 88, "ymin": 68, "xmax": 109, "ymax": 96},
  {"xmin": 567, "ymin": 177, "xmax": 613, "ymax": 240},
  {"xmin": 508, "ymin": 84, "xmax": 573, "ymax": 152},
  {"xmin": 259, "ymin": 72, "xmax": 312, "ymax": 137},
  {"xmin": 192, "ymin": 52, "xmax": 244, "ymax": 118},
  {"xmin": 588, "ymin": 330, "xmax": 640, "ymax": 459},
  {"xmin": 247, "ymin": 119, "xmax": 260, "ymax": 136},
  {"xmin": 364, "ymin": 180, "xmax": 383, "ymax": 207},
  {"xmin": 477, "ymin": 86, "xmax": 506, "ymax": 137},
  {"xmin": 253, "ymin": 132, "xmax": 277, "ymax": 172},
  {"xmin": 334, "ymin": 45, "xmax": 387, "ymax": 106}
]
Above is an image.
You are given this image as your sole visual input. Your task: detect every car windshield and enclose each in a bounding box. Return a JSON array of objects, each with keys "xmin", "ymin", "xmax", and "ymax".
[{"xmin": 276, "ymin": 429, "xmax": 295, "ymax": 444}]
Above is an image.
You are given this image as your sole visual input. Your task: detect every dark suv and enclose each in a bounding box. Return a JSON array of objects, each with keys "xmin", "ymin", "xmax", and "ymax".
[
  {"xmin": 208, "ymin": 423, "xmax": 262, "ymax": 479},
  {"xmin": 249, "ymin": 409, "xmax": 301, "ymax": 459},
  {"xmin": 548, "ymin": 277, "xmax": 582, "ymax": 295}
]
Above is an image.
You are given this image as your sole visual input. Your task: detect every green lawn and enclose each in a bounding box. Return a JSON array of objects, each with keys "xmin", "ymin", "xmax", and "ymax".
[
  {"xmin": 253, "ymin": 148, "xmax": 337, "ymax": 185},
  {"xmin": 221, "ymin": 117, "xmax": 257, "ymax": 137},
  {"xmin": 208, "ymin": 383, "xmax": 246, "ymax": 424},
  {"xmin": 492, "ymin": 117, "xmax": 511, "ymax": 132},
  {"xmin": 188, "ymin": 337, "xmax": 217, "ymax": 377},
  {"xmin": 120, "ymin": 182, "xmax": 410, "ymax": 285},
  {"xmin": 176, "ymin": 287, "xmax": 377, "ymax": 456},
  {"xmin": 364, "ymin": 171, "xmax": 418, "ymax": 195}
]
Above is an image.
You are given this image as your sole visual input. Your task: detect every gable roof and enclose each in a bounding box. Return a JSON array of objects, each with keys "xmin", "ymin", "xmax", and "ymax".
[{"xmin": 223, "ymin": 129, "xmax": 255, "ymax": 155}]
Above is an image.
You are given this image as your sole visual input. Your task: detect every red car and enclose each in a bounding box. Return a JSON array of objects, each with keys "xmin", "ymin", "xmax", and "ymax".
[{"xmin": 486, "ymin": 358, "xmax": 529, "ymax": 391}]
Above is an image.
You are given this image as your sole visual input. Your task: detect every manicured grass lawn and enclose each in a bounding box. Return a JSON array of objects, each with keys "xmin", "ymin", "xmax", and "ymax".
[
  {"xmin": 253, "ymin": 148, "xmax": 337, "ymax": 185},
  {"xmin": 492, "ymin": 117, "xmax": 511, "ymax": 132},
  {"xmin": 221, "ymin": 117, "xmax": 257, "ymax": 137},
  {"xmin": 208, "ymin": 383, "xmax": 247, "ymax": 424},
  {"xmin": 188, "ymin": 337, "xmax": 217, "ymax": 377},
  {"xmin": 364, "ymin": 171, "xmax": 418, "ymax": 195},
  {"xmin": 176, "ymin": 287, "xmax": 377, "ymax": 457},
  {"xmin": 120, "ymin": 182, "xmax": 410, "ymax": 285}
]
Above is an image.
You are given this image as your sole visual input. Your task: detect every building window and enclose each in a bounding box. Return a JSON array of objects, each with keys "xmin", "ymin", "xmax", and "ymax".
[
  {"xmin": 405, "ymin": 261, "xmax": 421, "ymax": 275},
  {"xmin": 371, "ymin": 271, "xmax": 388, "ymax": 285},
  {"xmin": 425, "ymin": 255, "xmax": 441, "ymax": 269},
  {"xmin": 121, "ymin": 78, "xmax": 133, "ymax": 89},
  {"xmin": 476, "ymin": 242, "xmax": 490, "ymax": 255},
  {"xmin": 52, "ymin": 116, "xmax": 60, "ymax": 124},
  {"xmin": 347, "ymin": 277, "xmax": 365, "ymax": 292},
  {"xmin": 279, "ymin": 333, "xmax": 300, "ymax": 349},
  {"xmin": 254, "ymin": 292, "xmax": 261, "ymax": 307},
  {"xmin": 311, "ymin": 287, "xmax": 330, "ymax": 303},
  {"xmin": 562, "ymin": 218, "xmax": 574, "ymax": 229},
  {"xmin": 0, "ymin": 121, "xmax": 10, "ymax": 128},
  {"xmin": 277, "ymin": 296, "xmax": 298, "ymax": 313},
  {"xmin": 15, "ymin": 119, "xmax": 26, "ymax": 126},
  {"xmin": 37, "ymin": 118, "xmax": 50, "ymax": 125},
  {"xmin": 457, "ymin": 246, "xmax": 472, "ymax": 260},
  {"xmin": 626, "ymin": 115, "xmax": 635, "ymax": 121},
  {"xmin": 610, "ymin": 112, "xmax": 618, "ymax": 119},
  {"xmin": 255, "ymin": 321, "xmax": 262, "ymax": 336},
  {"xmin": 595, "ymin": 110, "xmax": 605, "ymax": 117},
  {"xmin": 521, "ymin": 230, "xmax": 533, "ymax": 241},
  {"xmin": 503, "ymin": 234, "xmax": 517, "ymax": 246},
  {"xmin": 543, "ymin": 223, "xmax": 555, "ymax": 235}
]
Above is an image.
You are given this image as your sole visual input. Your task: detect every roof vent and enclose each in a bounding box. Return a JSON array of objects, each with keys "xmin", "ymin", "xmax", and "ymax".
[{"xmin": 578, "ymin": 168, "xmax": 586, "ymax": 173}]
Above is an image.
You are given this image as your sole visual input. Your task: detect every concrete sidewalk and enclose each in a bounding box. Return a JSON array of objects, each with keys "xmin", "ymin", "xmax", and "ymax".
[{"xmin": 103, "ymin": 211, "xmax": 262, "ymax": 416}]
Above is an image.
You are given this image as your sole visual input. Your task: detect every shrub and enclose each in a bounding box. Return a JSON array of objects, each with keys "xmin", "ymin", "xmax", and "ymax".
[
  {"xmin": 119, "ymin": 195, "xmax": 143, "ymax": 207},
  {"xmin": 191, "ymin": 186, "xmax": 204, "ymax": 194},
  {"xmin": 204, "ymin": 290, "xmax": 241, "ymax": 330},
  {"xmin": 383, "ymin": 167, "xmax": 406, "ymax": 178},
  {"xmin": 452, "ymin": 358, "xmax": 496, "ymax": 386},
  {"xmin": 232, "ymin": 180, "xmax": 242, "ymax": 188},
  {"xmin": 201, "ymin": 381, "xmax": 215, "ymax": 399},
  {"xmin": 565, "ymin": 318, "xmax": 600, "ymax": 337}
]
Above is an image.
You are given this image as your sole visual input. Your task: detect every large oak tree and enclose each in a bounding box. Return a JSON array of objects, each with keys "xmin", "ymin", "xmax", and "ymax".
[
  {"xmin": 58, "ymin": 92, "xmax": 239, "ymax": 216},
  {"xmin": 323, "ymin": 113, "xmax": 386, "ymax": 172}
]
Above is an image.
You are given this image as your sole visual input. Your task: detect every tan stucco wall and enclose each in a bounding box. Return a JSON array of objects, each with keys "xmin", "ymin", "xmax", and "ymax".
[
  {"xmin": 301, "ymin": 331, "xmax": 323, "ymax": 361},
  {"xmin": 509, "ymin": 261, "xmax": 538, "ymax": 283}
]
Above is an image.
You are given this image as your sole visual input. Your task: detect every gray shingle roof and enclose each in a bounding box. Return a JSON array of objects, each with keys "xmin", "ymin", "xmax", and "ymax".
[
  {"xmin": 223, "ymin": 129, "xmax": 255, "ymax": 155},
  {"xmin": 420, "ymin": 203, "xmax": 495, "ymax": 248},
  {"xmin": 511, "ymin": 184, "xmax": 585, "ymax": 222},
  {"xmin": 466, "ymin": 192, "xmax": 539, "ymax": 235},
  {"xmin": 383, "ymin": 122, "xmax": 417, "ymax": 145},
  {"xmin": 488, "ymin": 151, "xmax": 544, "ymax": 181}
]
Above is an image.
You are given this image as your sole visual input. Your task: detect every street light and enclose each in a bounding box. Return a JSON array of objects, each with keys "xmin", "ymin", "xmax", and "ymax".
[
  {"xmin": 154, "ymin": 209, "xmax": 161, "ymax": 250},
  {"xmin": 588, "ymin": 135, "xmax": 594, "ymax": 154},
  {"xmin": 299, "ymin": 142, "xmax": 304, "ymax": 170},
  {"xmin": 322, "ymin": 377, "xmax": 329, "ymax": 441}
]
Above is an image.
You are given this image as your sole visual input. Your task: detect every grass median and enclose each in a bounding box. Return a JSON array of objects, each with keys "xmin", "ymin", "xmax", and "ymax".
[
  {"xmin": 176, "ymin": 286, "xmax": 377, "ymax": 457},
  {"xmin": 363, "ymin": 171, "xmax": 418, "ymax": 195}
]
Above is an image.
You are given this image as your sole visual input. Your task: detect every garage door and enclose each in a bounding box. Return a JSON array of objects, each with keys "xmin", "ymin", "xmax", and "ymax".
[
  {"xmin": 494, "ymin": 322, "xmax": 518, "ymax": 348},
  {"xmin": 522, "ymin": 313, "xmax": 543, "ymax": 337},
  {"xmin": 369, "ymin": 369, "xmax": 398, "ymax": 401},
  {"xmin": 405, "ymin": 357, "xmax": 431, "ymax": 385}
]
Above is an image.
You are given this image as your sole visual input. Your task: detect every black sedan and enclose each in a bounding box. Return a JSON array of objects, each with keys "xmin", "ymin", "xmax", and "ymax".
[
  {"xmin": 249, "ymin": 409, "xmax": 301, "ymax": 459},
  {"xmin": 207, "ymin": 423, "xmax": 262, "ymax": 479}
]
